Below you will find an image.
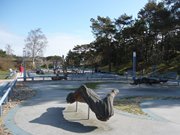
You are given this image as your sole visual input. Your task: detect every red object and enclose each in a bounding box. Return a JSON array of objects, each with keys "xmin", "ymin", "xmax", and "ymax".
[{"xmin": 19, "ymin": 65, "xmax": 24, "ymax": 73}]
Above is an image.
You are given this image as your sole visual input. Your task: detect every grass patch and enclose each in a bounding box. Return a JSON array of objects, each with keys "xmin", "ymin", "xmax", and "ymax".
[
  {"xmin": 114, "ymin": 96, "xmax": 154, "ymax": 115},
  {"xmin": 0, "ymin": 70, "xmax": 8, "ymax": 79},
  {"xmin": 84, "ymin": 81, "xmax": 121, "ymax": 89},
  {"xmin": 114, "ymin": 96, "xmax": 180, "ymax": 116},
  {"xmin": 84, "ymin": 82, "xmax": 101, "ymax": 89}
]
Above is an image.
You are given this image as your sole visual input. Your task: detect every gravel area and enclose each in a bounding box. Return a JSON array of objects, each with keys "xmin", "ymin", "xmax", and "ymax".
[{"xmin": 0, "ymin": 82, "xmax": 36, "ymax": 135}]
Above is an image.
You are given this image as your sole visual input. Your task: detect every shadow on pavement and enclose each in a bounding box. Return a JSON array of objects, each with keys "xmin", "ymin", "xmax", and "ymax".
[{"xmin": 30, "ymin": 107, "xmax": 97, "ymax": 133}]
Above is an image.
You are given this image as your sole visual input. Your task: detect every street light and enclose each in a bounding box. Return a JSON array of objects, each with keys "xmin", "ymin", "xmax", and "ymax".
[
  {"xmin": 23, "ymin": 48, "xmax": 26, "ymax": 81},
  {"xmin": 132, "ymin": 51, "xmax": 136, "ymax": 80}
]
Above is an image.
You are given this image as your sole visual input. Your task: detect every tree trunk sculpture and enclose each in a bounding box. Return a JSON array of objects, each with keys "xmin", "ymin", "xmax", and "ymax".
[{"xmin": 66, "ymin": 85, "xmax": 119, "ymax": 121}]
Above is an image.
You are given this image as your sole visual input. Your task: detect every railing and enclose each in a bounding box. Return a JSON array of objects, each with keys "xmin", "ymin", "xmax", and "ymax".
[
  {"xmin": 0, "ymin": 79, "xmax": 17, "ymax": 116},
  {"xmin": 17, "ymin": 75, "xmax": 55, "ymax": 81}
]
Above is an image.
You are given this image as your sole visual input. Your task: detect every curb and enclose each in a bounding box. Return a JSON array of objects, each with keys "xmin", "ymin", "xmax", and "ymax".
[
  {"xmin": 4, "ymin": 104, "xmax": 31, "ymax": 135},
  {"xmin": 140, "ymin": 100, "xmax": 170, "ymax": 122}
]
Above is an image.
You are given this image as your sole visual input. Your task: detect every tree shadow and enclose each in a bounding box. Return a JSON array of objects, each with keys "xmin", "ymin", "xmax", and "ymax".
[{"xmin": 30, "ymin": 107, "xmax": 97, "ymax": 133}]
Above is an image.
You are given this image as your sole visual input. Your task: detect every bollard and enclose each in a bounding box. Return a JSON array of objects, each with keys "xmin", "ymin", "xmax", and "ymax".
[
  {"xmin": 74, "ymin": 102, "xmax": 90, "ymax": 119},
  {"xmin": 0, "ymin": 105, "xmax": 2, "ymax": 116},
  {"xmin": 75, "ymin": 101, "xmax": 78, "ymax": 112},
  {"xmin": 87, "ymin": 106, "xmax": 90, "ymax": 119}
]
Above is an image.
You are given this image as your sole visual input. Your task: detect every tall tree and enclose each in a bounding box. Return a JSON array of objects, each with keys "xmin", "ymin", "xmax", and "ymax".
[
  {"xmin": 66, "ymin": 50, "xmax": 81, "ymax": 68},
  {"xmin": 25, "ymin": 28, "xmax": 48, "ymax": 68},
  {"xmin": 5, "ymin": 44, "xmax": 14, "ymax": 56},
  {"xmin": 0, "ymin": 49, "xmax": 6, "ymax": 57},
  {"xmin": 65, "ymin": 0, "xmax": 179, "ymax": 73},
  {"xmin": 90, "ymin": 16, "xmax": 116, "ymax": 72},
  {"xmin": 114, "ymin": 14, "xmax": 134, "ymax": 64},
  {"xmin": 138, "ymin": 1, "xmax": 163, "ymax": 65}
]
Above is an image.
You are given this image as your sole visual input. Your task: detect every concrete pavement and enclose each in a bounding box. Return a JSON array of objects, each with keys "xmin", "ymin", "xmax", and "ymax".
[
  {"xmin": 4, "ymin": 80, "xmax": 180, "ymax": 135},
  {"xmin": 141, "ymin": 100, "xmax": 180, "ymax": 124}
]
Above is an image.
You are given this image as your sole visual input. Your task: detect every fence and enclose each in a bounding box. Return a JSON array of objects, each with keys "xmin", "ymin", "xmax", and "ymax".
[{"xmin": 0, "ymin": 79, "xmax": 17, "ymax": 116}]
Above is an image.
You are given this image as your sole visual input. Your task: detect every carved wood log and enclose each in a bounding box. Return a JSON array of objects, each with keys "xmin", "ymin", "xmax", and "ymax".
[{"xmin": 66, "ymin": 85, "xmax": 119, "ymax": 121}]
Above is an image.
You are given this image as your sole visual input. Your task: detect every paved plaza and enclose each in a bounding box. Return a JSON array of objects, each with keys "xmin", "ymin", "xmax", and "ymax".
[{"xmin": 4, "ymin": 80, "xmax": 180, "ymax": 135}]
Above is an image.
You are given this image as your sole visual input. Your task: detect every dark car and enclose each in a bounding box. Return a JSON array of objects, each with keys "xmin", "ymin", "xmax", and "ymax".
[{"xmin": 36, "ymin": 69, "xmax": 44, "ymax": 74}]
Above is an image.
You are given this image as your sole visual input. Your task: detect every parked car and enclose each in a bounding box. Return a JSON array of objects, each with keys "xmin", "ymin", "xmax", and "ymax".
[{"xmin": 36, "ymin": 69, "xmax": 44, "ymax": 74}]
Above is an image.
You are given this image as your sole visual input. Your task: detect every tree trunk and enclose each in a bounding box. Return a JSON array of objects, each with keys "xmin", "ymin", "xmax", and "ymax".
[
  {"xmin": 32, "ymin": 58, "xmax": 36, "ymax": 69},
  {"xmin": 108, "ymin": 40, "xmax": 112, "ymax": 72}
]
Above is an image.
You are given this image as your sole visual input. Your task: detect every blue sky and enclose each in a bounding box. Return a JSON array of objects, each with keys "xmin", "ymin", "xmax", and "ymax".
[{"xmin": 0, "ymin": 0, "xmax": 150, "ymax": 56}]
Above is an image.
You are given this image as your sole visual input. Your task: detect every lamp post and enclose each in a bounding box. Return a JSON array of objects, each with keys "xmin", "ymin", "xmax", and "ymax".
[
  {"xmin": 132, "ymin": 51, "xmax": 136, "ymax": 80},
  {"xmin": 23, "ymin": 48, "xmax": 26, "ymax": 81}
]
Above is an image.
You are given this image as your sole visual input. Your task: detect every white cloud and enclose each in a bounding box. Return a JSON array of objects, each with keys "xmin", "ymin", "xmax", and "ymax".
[
  {"xmin": 0, "ymin": 29, "xmax": 94, "ymax": 57},
  {"xmin": 45, "ymin": 33, "xmax": 94, "ymax": 56},
  {"xmin": 0, "ymin": 29, "xmax": 25, "ymax": 56}
]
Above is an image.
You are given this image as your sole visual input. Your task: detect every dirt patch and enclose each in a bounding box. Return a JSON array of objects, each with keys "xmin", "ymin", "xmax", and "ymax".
[{"xmin": 0, "ymin": 82, "xmax": 36, "ymax": 135}]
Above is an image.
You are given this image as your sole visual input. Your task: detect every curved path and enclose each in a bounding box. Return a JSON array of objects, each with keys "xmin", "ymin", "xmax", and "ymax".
[{"xmin": 4, "ymin": 80, "xmax": 180, "ymax": 135}]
